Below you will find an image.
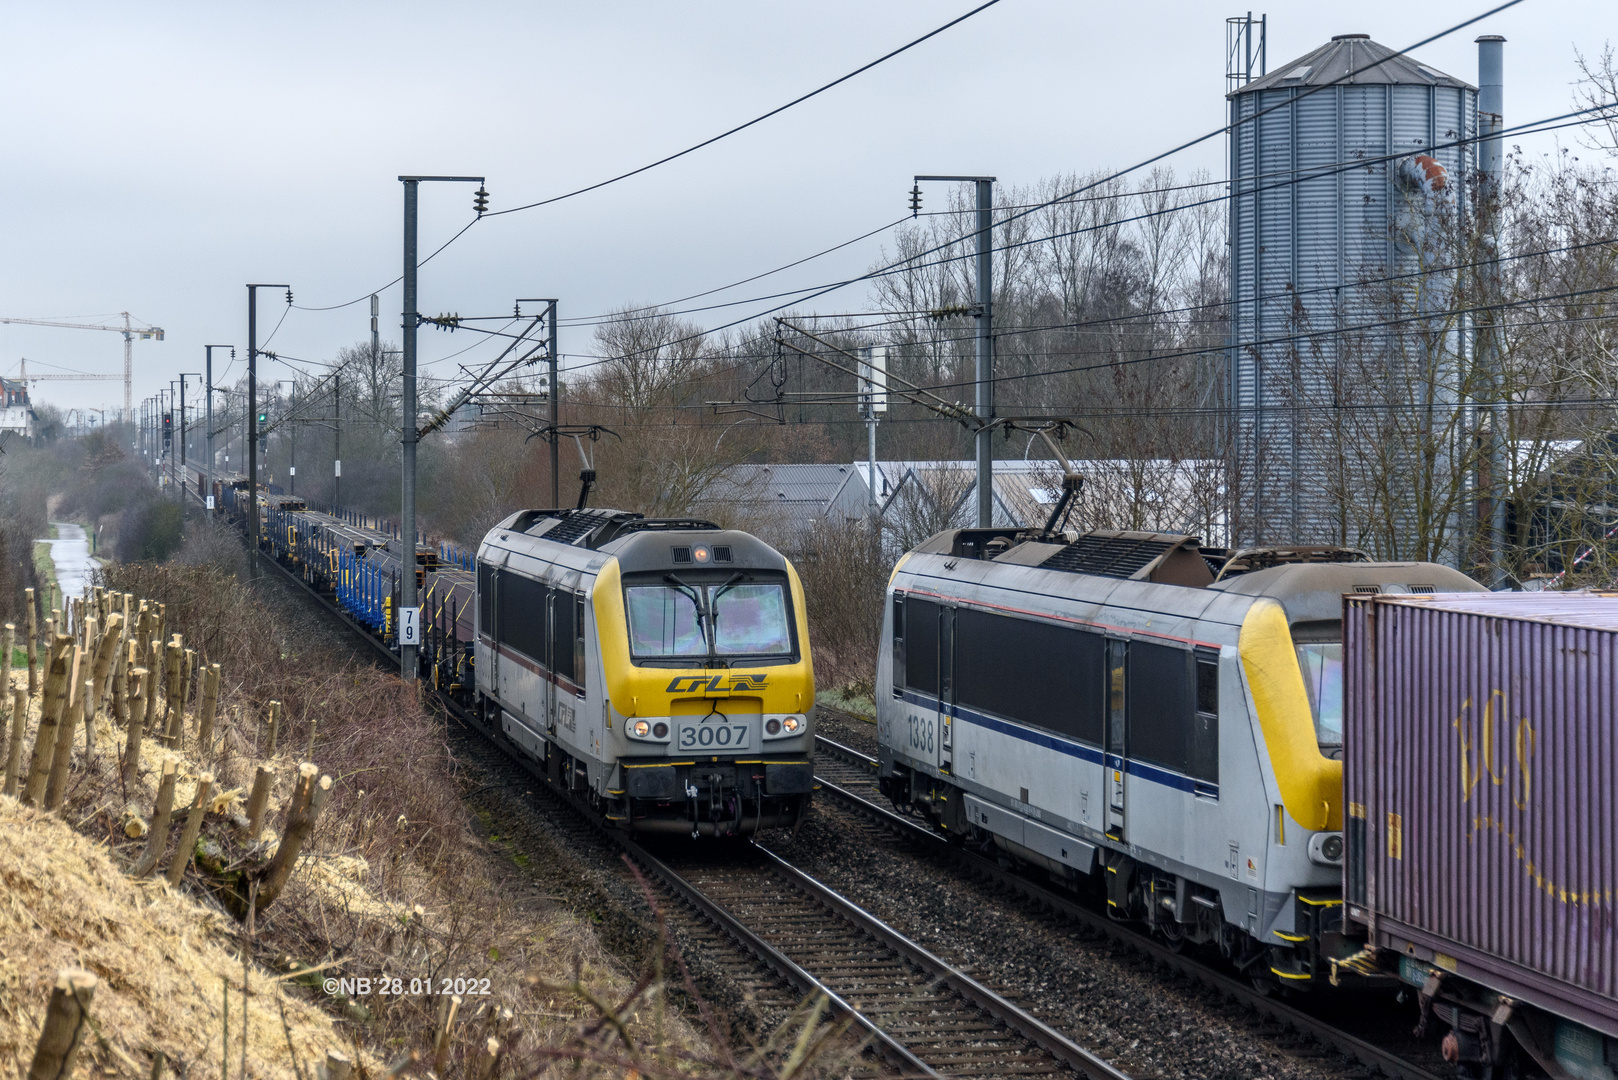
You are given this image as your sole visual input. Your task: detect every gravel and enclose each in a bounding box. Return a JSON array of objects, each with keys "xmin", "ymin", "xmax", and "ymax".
[{"xmin": 766, "ymin": 743, "xmax": 1392, "ymax": 1079}]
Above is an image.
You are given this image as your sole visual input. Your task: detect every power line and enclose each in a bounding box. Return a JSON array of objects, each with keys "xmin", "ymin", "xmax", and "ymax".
[{"xmin": 485, "ymin": 2, "xmax": 1003, "ymax": 219}]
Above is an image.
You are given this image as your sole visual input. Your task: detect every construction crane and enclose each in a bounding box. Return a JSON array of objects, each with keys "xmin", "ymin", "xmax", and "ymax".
[
  {"xmin": 16, "ymin": 358, "xmax": 122, "ymax": 386},
  {"xmin": 0, "ymin": 312, "xmax": 164, "ymax": 418}
]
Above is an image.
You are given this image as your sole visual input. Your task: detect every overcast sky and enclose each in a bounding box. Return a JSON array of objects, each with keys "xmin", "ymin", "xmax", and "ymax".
[{"xmin": 0, "ymin": 0, "xmax": 1603, "ymax": 416}]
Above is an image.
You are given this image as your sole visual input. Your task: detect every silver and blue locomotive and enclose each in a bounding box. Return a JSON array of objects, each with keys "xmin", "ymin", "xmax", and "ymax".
[{"xmin": 877, "ymin": 526, "xmax": 1481, "ymax": 987}]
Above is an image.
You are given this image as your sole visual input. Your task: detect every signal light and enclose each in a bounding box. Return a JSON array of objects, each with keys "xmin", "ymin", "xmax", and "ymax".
[
  {"xmin": 162, "ymin": 412, "xmax": 172, "ymax": 431},
  {"xmin": 473, "ymin": 186, "xmax": 489, "ymax": 215},
  {"xmin": 909, "ymin": 184, "xmax": 922, "ymax": 217},
  {"xmin": 257, "ymin": 412, "xmax": 268, "ymax": 424}
]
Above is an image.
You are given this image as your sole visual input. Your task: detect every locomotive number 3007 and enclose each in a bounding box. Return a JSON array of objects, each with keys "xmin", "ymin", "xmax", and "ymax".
[{"xmin": 676, "ymin": 723, "xmax": 751, "ymax": 750}]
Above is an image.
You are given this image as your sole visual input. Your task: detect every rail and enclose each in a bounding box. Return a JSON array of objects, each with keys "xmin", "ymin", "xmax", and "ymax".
[{"xmin": 812, "ymin": 733, "xmax": 1444, "ymax": 1080}]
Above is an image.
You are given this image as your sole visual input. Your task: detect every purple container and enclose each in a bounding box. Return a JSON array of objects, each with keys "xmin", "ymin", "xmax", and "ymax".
[{"xmin": 1344, "ymin": 592, "xmax": 1618, "ymax": 1037}]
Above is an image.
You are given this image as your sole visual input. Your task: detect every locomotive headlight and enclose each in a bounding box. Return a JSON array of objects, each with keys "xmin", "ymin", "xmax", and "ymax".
[
  {"xmin": 764, "ymin": 715, "xmax": 804, "ymax": 739},
  {"xmin": 1308, "ymin": 831, "xmax": 1345, "ymax": 867},
  {"xmin": 629, "ymin": 720, "xmax": 670, "ymax": 742}
]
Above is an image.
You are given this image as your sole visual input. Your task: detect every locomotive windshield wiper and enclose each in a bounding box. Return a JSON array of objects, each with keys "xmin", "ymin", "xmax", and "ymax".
[{"xmin": 663, "ymin": 573, "xmax": 714, "ymax": 655}]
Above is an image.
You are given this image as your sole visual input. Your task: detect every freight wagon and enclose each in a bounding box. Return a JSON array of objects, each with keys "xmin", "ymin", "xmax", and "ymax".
[{"xmin": 1344, "ymin": 592, "xmax": 1618, "ymax": 1080}]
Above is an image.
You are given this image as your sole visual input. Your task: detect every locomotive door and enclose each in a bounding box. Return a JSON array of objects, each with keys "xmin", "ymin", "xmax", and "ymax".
[
  {"xmin": 936, "ymin": 606, "xmax": 954, "ymax": 774},
  {"xmin": 483, "ymin": 551, "xmax": 507, "ymax": 702},
  {"xmin": 1105, "ymin": 638, "xmax": 1127, "ymax": 840},
  {"xmin": 543, "ymin": 587, "xmax": 558, "ymax": 737}
]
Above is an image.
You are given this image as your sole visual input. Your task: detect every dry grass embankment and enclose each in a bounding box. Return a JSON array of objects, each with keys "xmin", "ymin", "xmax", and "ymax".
[{"xmin": 0, "ymin": 552, "xmax": 861, "ymax": 1080}]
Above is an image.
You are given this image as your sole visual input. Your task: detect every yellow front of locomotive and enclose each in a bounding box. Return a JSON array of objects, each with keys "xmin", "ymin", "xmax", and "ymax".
[{"xmin": 593, "ymin": 533, "xmax": 815, "ymax": 836}]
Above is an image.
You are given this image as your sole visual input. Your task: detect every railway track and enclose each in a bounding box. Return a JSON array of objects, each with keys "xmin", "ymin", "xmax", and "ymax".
[
  {"xmin": 809, "ymin": 729, "xmax": 1445, "ymax": 1080},
  {"xmin": 245, "ymin": 517, "xmax": 1430, "ymax": 1080},
  {"xmin": 245, "ymin": 535, "xmax": 1127, "ymax": 1079},
  {"xmin": 444, "ymin": 716, "xmax": 1126, "ymax": 1080}
]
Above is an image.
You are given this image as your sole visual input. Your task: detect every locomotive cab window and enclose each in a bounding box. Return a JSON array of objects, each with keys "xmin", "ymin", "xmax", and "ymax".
[
  {"xmin": 1295, "ymin": 642, "xmax": 1344, "ymax": 752},
  {"xmin": 623, "ymin": 570, "xmax": 796, "ymax": 665}
]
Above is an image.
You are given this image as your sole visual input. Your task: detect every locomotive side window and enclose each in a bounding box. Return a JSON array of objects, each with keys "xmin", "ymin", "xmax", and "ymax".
[
  {"xmin": 552, "ymin": 590, "xmax": 576, "ymax": 682},
  {"xmin": 574, "ymin": 597, "xmax": 587, "ymax": 693},
  {"xmin": 953, "ymin": 608, "xmax": 1104, "ymax": 744},
  {"xmin": 903, "ymin": 597, "xmax": 940, "ymax": 697},
  {"xmin": 1107, "ymin": 640, "xmax": 1127, "ymax": 755},
  {"xmin": 498, "ymin": 570, "xmax": 549, "ymax": 663},
  {"xmin": 1126, "ymin": 642, "xmax": 1197, "ymax": 776},
  {"xmin": 1191, "ymin": 653, "xmax": 1219, "ymax": 784},
  {"xmin": 891, "ymin": 594, "xmax": 906, "ymax": 695},
  {"xmin": 478, "ymin": 562, "xmax": 495, "ymax": 636}
]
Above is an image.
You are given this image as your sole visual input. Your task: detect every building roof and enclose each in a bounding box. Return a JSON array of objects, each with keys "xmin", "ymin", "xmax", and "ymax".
[
  {"xmin": 698, "ymin": 459, "xmax": 1229, "ymax": 547},
  {"xmin": 1234, "ymin": 34, "xmax": 1472, "ymax": 95}
]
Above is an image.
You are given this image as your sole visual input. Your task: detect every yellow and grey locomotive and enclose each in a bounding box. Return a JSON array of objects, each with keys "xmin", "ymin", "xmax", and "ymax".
[{"xmin": 474, "ymin": 508, "xmax": 816, "ymax": 836}]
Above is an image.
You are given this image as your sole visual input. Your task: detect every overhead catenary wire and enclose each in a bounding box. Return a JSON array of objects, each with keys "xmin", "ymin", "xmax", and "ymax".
[
  {"xmin": 484, "ymin": 2, "xmax": 1003, "ymax": 219},
  {"xmin": 287, "ymin": 4, "xmax": 999, "ymax": 314}
]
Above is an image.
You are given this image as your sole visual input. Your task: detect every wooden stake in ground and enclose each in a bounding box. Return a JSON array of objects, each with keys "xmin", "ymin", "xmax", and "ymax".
[
  {"xmin": 21, "ymin": 638, "xmax": 72, "ymax": 807},
  {"xmin": 121, "ymin": 668, "xmax": 150, "ymax": 790},
  {"xmin": 43, "ymin": 645, "xmax": 86, "ymax": 811},
  {"xmin": 179, "ymin": 647, "xmax": 195, "ymax": 736},
  {"xmin": 433, "ymin": 994, "xmax": 463, "ymax": 1076},
  {"xmin": 165, "ymin": 771, "xmax": 213, "ymax": 887},
  {"xmin": 161, "ymin": 640, "xmax": 184, "ymax": 746},
  {"xmin": 25, "ymin": 969, "xmax": 97, "ymax": 1080},
  {"xmin": 81, "ymin": 614, "xmax": 97, "ymax": 672},
  {"xmin": 143, "ymin": 639, "xmax": 161, "ymax": 743},
  {"xmin": 4, "ymin": 689, "xmax": 25, "ymax": 798},
  {"xmin": 254, "ymin": 764, "xmax": 331, "ymax": 909},
  {"xmin": 25, "ymin": 588, "xmax": 38, "ymax": 696},
  {"xmin": 80, "ymin": 679, "xmax": 95, "ymax": 763},
  {"xmin": 89, "ymin": 612, "xmax": 124, "ymax": 716},
  {"xmin": 197, "ymin": 664, "xmax": 222, "ymax": 751},
  {"xmin": 132, "ymin": 755, "xmax": 179, "ymax": 878},
  {"xmin": 325, "ymin": 1049, "xmax": 353, "ymax": 1080},
  {"xmin": 0, "ymin": 623, "xmax": 12, "ymax": 775},
  {"xmin": 112, "ymin": 640, "xmax": 133, "ymax": 726},
  {"xmin": 265, "ymin": 700, "xmax": 282, "ymax": 757},
  {"xmin": 244, "ymin": 766, "xmax": 274, "ymax": 842},
  {"xmin": 2, "ymin": 620, "xmax": 14, "ymax": 695}
]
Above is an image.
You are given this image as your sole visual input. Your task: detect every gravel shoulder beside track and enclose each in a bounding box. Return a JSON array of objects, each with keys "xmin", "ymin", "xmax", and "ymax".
[{"xmin": 765, "ymin": 792, "xmax": 1370, "ymax": 1080}]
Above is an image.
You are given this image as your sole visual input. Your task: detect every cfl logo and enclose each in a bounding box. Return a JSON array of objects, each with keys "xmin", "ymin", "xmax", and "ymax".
[{"xmin": 665, "ymin": 674, "xmax": 769, "ymax": 693}]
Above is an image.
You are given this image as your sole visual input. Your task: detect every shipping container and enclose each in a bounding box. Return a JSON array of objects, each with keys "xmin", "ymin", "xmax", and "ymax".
[{"xmin": 1344, "ymin": 591, "xmax": 1618, "ymax": 1063}]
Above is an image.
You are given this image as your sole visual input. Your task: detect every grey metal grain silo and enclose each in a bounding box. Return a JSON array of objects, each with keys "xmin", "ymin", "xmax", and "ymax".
[{"xmin": 1228, "ymin": 34, "xmax": 1476, "ymax": 553}]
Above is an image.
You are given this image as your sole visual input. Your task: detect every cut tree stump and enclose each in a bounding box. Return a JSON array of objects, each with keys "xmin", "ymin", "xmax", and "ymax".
[{"xmin": 26, "ymin": 969, "xmax": 97, "ymax": 1080}]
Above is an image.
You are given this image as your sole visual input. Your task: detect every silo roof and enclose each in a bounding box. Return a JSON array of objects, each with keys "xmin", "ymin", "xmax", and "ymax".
[{"xmin": 1231, "ymin": 33, "xmax": 1474, "ymax": 96}]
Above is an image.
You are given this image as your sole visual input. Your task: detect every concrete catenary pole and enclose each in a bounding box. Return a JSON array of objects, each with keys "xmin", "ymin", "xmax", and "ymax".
[
  {"xmin": 1477, "ymin": 35, "xmax": 1506, "ymax": 584},
  {"xmin": 401, "ymin": 178, "xmax": 420, "ymax": 680},
  {"xmin": 549, "ymin": 300, "xmax": 559, "ymax": 509},
  {"xmin": 914, "ymin": 174, "xmax": 996, "ymax": 526},
  {"xmin": 246, "ymin": 285, "xmax": 290, "ymax": 583},
  {"xmin": 974, "ymin": 178, "xmax": 994, "ymax": 528},
  {"xmin": 397, "ymin": 175, "xmax": 482, "ymax": 680}
]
